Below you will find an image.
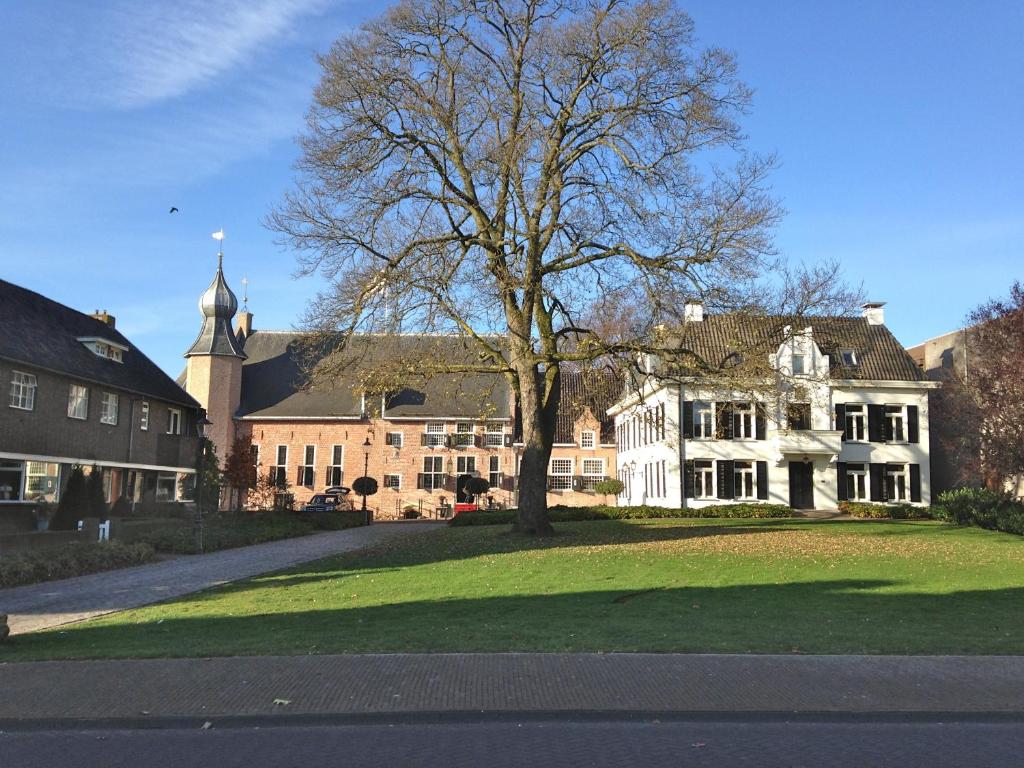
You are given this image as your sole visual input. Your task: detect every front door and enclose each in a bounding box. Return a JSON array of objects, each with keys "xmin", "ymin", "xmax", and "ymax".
[
  {"xmin": 788, "ymin": 461, "xmax": 815, "ymax": 510},
  {"xmin": 456, "ymin": 474, "xmax": 472, "ymax": 503}
]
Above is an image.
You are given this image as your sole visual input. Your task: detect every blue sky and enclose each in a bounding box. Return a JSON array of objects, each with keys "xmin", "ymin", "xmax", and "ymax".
[{"xmin": 1, "ymin": 0, "xmax": 1021, "ymax": 377}]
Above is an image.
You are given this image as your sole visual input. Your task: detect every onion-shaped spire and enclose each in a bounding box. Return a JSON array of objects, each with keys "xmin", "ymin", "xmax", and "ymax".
[{"xmin": 185, "ymin": 253, "xmax": 246, "ymax": 358}]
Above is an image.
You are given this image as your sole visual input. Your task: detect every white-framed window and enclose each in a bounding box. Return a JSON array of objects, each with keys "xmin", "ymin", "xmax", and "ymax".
[
  {"xmin": 581, "ymin": 458, "xmax": 604, "ymax": 491},
  {"xmin": 140, "ymin": 401, "xmax": 150, "ymax": 430},
  {"xmin": 155, "ymin": 473, "xmax": 177, "ymax": 502},
  {"xmin": 454, "ymin": 422, "xmax": 474, "ymax": 447},
  {"xmin": 886, "ymin": 463, "xmax": 909, "ymax": 502},
  {"xmin": 846, "ymin": 463, "xmax": 867, "ymax": 501},
  {"xmin": 0, "ymin": 460, "xmax": 24, "ymax": 501},
  {"xmin": 100, "ymin": 392, "xmax": 119, "ymax": 425},
  {"xmin": 327, "ymin": 445, "xmax": 344, "ymax": 487},
  {"xmin": 25, "ymin": 461, "xmax": 60, "ymax": 502},
  {"xmin": 549, "ymin": 458, "xmax": 573, "ymax": 491},
  {"xmin": 167, "ymin": 407, "xmax": 181, "ymax": 435},
  {"xmin": 9, "ymin": 371, "xmax": 36, "ymax": 411},
  {"xmin": 67, "ymin": 383, "xmax": 88, "ymax": 420},
  {"xmin": 840, "ymin": 349, "xmax": 857, "ymax": 366},
  {"xmin": 734, "ymin": 402, "xmax": 755, "ymax": 439},
  {"xmin": 270, "ymin": 445, "xmax": 288, "ymax": 487},
  {"xmin": 484, "ymin": 422, "xmax": 505, "ymax": 447},
  {"xmin": 383, "ymin": 474, "xmax": 401, "ymax": 490},
  {"xmin": 886, "ymin": 405, "xmax": 906, "ymax": 442},
  {"xmin": 489, "ymin": 455, "xmax": 501, "ymax": 487},
  {"xmin": 385, "ymin": 431, "xmax": 404, "ymax": 448},
  {"xmin": 422, "ymin": 455, "xmax": 444, "ymax": 491},
  {"xmin": 844, "ymin": 404, "xmax": 865, "ymax": 441},
  {"xmin": 425, "ymin": 421, "xmax": 446, "ymax": 447},
  {"xmin": 299, "ymin": 445, "xmax": 315, "ymax": 487},
  {"xmin": 792, "ymin": 353, "xmax": 807, "ymax": 376},
  {"xmin": 734, "ymin": 460, "xmax": 756, "ymax": 500},
  {"xmin": 580, "ymin": 430, "xmax": 596, "ymax": 449},
  {"xmin": 694, "ymin": 459, "xmax": 714, "ymax": 499},
  {"xmin": 693, "ymin": 401, "xmax": 714, "ymax": 438},
  {"xmin": 456, "ymin": 456, "xmax": 476, "ymax": 474}
]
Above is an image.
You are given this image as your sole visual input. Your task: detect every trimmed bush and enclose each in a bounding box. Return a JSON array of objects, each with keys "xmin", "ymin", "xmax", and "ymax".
[
  {"xmin": 49, "ymin": 467, "xmax": 88, "ymax": 531},
  {"xmin": 932, "ymin": 488, "xmax": 1024, "ymax": 535},
  {"xmin": 449, "ymin": 503, "xmax": 793, "ymax": 526},
  {"xmin": 838, "ymin": 501, "xmax": 932, "ymax": 520},
  {"xmin": 0, "ymin": 541, "xmax": 157, "ymax": 588}
]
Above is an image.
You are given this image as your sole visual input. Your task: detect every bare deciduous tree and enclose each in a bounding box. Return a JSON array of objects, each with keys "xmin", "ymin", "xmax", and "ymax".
[{"xmin": 272, "ymin": 0, "xmax": 853, "ymax": 534}]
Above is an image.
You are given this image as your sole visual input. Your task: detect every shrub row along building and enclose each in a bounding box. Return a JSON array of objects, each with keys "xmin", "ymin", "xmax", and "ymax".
[{"xmin": 0, "ymin": 254, "xmax": 936, "ymax": 517}]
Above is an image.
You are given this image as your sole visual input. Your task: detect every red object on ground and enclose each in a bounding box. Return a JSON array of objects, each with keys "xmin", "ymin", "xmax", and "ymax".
[{"xmin": 454, "ymin": 503, "xmax": 479, "ymax": 514}]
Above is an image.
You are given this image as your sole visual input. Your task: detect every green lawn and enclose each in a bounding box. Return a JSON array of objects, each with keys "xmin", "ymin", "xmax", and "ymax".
[{"xmin": 5, "ymin": 518, "xmax": 1024, "ymax": 659}]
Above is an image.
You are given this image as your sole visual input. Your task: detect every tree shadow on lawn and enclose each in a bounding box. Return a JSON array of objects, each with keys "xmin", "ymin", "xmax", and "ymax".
[{"xmin": 6, "ymin": 580, "xmax": 1024, "ymax": 660}]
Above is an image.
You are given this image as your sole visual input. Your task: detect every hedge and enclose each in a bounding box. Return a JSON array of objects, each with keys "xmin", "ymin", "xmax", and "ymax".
[
  {"xmin": 449, "ymin": 503, "xmax": 793, "ymax": 526},
  {"xmin": 0, "ymin": 541, "xmax": 157, "ymax": 589},
  {"xmin": 931, "ymin": 488, "xmax": 1024, "ymax": 536},
  {"xmin": 838, "ymin": 501, "xmax": 932, "ymax": 520}
]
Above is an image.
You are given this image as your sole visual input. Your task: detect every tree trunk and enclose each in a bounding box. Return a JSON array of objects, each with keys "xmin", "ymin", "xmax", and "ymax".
[{"xmin": 513, "ymin": 362, "xmax": 559, "ymax": 535}]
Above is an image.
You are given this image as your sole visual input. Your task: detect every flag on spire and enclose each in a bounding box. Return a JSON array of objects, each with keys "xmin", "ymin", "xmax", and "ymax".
[{"xmin": 212, "ymin": 229, "xmax": 225, "ymax": 241}]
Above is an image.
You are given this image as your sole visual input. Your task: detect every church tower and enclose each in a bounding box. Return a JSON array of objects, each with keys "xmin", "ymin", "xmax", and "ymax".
[{"xmin": 184, "ymin": 246, "xmax": 246, "ymax": 465}]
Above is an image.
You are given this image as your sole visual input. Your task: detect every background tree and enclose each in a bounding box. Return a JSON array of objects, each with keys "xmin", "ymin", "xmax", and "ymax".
[
  {"xmin": 49, "ymin": 466, "xmax": 88, "ymax": 531},
  {"xmin": 223, "ymin": 437, "xmax": 258, "ymax": 509},
  {"xmin": 273, "ymin": 0, "xmax": 855, "ymax": 534},
  {"xmin": 933, "ymin": 282, "xmax": 1024, "ymax": 491}
]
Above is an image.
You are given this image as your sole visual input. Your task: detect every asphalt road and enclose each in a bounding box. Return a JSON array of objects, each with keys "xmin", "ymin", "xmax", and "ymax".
[{"xmin": 4, "ymin": 717, "xmax": 1023, "ymax": 768}]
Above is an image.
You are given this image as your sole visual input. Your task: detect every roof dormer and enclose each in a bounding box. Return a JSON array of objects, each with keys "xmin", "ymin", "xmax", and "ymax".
[{"xmin": 77, "ymin": 336, "xmax": 128, "ymax": 363}]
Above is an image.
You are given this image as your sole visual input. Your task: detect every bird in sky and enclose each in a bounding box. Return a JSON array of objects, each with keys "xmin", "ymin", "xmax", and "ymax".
[{"xmin": 169, "ymin": 206, "xmax": 179, "ymax": 214}]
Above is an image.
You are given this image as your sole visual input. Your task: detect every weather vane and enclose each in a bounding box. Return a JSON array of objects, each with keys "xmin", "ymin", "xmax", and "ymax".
[{"xmin": 241, "ymin": 275, "xmax": 249, "ymax": 311}]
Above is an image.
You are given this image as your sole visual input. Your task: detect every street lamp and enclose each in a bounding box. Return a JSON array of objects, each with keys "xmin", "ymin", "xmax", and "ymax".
[
  {"xmin": 193, "ymin": 414, "xmax": 212, "ymax": 554},
  {"xmin": 361, "ymin": 434, "xmax": 372, "ymax": 526}
]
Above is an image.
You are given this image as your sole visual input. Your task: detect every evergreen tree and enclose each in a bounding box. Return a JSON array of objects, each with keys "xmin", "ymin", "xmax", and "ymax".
[
  {"xmin": 85, "ymin": 466, "xmax": 108, "ymax": 518},
  {"xmin": 49, "ymin": 466, "xmax": 88, "ymax": 530}
]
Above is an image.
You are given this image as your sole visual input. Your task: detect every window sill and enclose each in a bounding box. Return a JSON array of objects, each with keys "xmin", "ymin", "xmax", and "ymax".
[{"xmin": 8, "ymin": 405, "xmax": 34, "ymax": 411}]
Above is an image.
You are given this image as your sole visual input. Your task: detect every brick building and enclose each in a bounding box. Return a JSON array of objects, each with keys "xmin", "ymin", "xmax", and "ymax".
[
  {"xmin": 0, "ymin": 280, "xmax": 202, "ymax": 512},
  {"xmin": 181, "ymin": 261, "xmax": 621, "ymax": 516}
]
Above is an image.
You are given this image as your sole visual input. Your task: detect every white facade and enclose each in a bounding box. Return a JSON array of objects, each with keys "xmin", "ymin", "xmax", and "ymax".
[{"xmin": 611, "ymin": 323, "xmax": 939, "ymax": 510}]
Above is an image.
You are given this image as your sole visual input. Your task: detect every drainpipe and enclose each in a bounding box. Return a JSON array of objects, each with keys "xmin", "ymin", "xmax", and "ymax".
[
  {"xmin": 126, "ymin": 398, "xmax": 137, "ymax": 513},
  {"xmin": 678, "ymin": 382, "xmax": 687, "ymax": 511}
]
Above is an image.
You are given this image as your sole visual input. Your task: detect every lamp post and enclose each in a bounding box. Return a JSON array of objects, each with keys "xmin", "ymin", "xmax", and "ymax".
[
  {"xmin": 361, "ymin": 434, "xmax": 372, "ymax": 526},
  {"xmin": 193, "ymin": 414, "xmax": 212, "ymax": 553}
]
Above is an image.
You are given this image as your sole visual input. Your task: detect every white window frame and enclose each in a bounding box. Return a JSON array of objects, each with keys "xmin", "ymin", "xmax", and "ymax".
[
  {"xmin": 25, "ymin": 461, "xmax": 61, "ymax": 502},
  {"xmin": 422, "ymin": 455, "xmax": 444, "ymax": 491},
  {"xmin": 167, "ymin": 407, "xmax": 181, "ymax": 435},
  {"xmin": 693, "ymin": 401, "xmax": 714, "ymax": 439},
  {"xmin": 845, "ymin": 404, "xmax": 866, "ymax": 442},
  {"xmin": 383, "ymin": 474, "xmax": 401, "ymax": 490},
  {"xmin": 694, "ymin": 459, "xmax": 715, "ymax": 499},
  {"xmin": 456, "ymin": 455, "xmax": 476, "ymax": 474},
  {"xmin": 886, "ymin": 405, "xmax": 907, "ymax": 443},
  {"xmin": 67, "ymin": 384, "xmax": 89, "ymax": 420},
  {"xmin": 484, "ymin": 422, "xmax": 505, "ymax": 447},
  {"xmin": 140, "ymin": 401, "xmax": 150, "ymax": 430},
  {"xmin": 840, "ymin": 349, "xmax": 858, "ymax": 367},
  {"xmin": 100, "ymin": 392, "xmax": 119, "ymax": 425},
  {"xmin": 155, "ymin": 473, "xmax": 177, "ymax": 502},
  {"xmin": 886, "ymin": 463, "xmax": 909, "ymax": 502},
  {"xmin": 271, "ymin": 445, "xmax": 288, "ymax": 486},
  {"xmin": 454, "ymin": 421, "xmax": 474, "ymax": 448},
  {"xmin": 580, "ymin": 430, "xmax": 596, "ymax": 449},
  {"xmin": 734, "ymin": 460, "xmax": 756, "ymax": 500},
  {"xmin": 549, "ymin": 458, "xmax": 573, "ymax": 491},
  {"xmin": 846, "ymin": 463, "xmax": 867, "ymax": 501},
  {"xmin": 299, "ymin": 445, "xmax": 316, "ymax": 488},
  {"xmin": 9, "ymin": 371, "xmax": 36, "ymax": 411},
  {"xmin": 734, "ymin": 402, "xmax": 755, "ymax": 440},
  {"xmin": 791, "ymin": 353, "xmax": 807, "ymax": 376},
  {"xmin": 386, "ymin": 431, "xmax": 404, "ymax": 448},
  {"xmin": 581, "ymin": 458, "xmax": 604, "ymax": 491},
  {"xmin": 489, "ymin": 455, "xmax": 501, "ymax": 487},
  {"xmin": 425, "ymin": 421, "xmax": 446, "ymax": 448},
  {"xmin": 328, "ymin": 445, "xmax": 344, "ymax": 487}
]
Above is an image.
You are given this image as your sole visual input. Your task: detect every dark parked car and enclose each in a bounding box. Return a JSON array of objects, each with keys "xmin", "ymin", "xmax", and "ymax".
[{"xmin": 300, "ymin": 488, "xmax": 353, "ymax": 513}]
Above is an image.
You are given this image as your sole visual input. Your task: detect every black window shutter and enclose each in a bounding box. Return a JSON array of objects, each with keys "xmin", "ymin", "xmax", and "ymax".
[
  {"xmin": 836, "ymin": 462, "xmax": 848, "ymax": 502},
  {"xmin": 717, "ymin": 460, "xmax": 735, "ymax": 499},
  {"xmin": 325, "ymin": 468, "xmax": 330, "ymax": 486},
  {"xmin": 504, "ymin": 434, "xmax": 513, "ymax": 447},
  {"xmin": 683, "ymin": 460, "xmax": 695, "ymax": 498},
  {"xmin": 420, "ymin": 433, "xmax": 429, "ymax": 446},
  {"xmin": 835, "ymin": 404, "xmax": 847, "ymax": 440},
  {"xmin": 755, "ymin": 404, "xmax": 767, "ymax": 440},
  {"xmin": 867, "ymin": 405, "xmax": 884, "ymax": 443},
  {"xmin": 907, "ymin": 406, "xmax": 919, "ymax": 444},
  {"xmin": 416, "ymin": 473, "xmax": 424, "ymax": 490},
  {"xmin": 756, "ymin": 461, "xmax": 768, "ymax": 499},
  {"xmin": 909, "ymin": 464, "xmax": 922, "ymax": 502},
  {"xmin": 295, "ymin": 467, "xmax": 302, "ymax": 486},
  {"xmin": 683, "ymin": 401, "xmax": 694, "ymax": 439},
  {"xmin": 717, "ymin": 403, "xmax": 734, "ymax": 440},
  {"xmin": 869, "ymin": 463, "xmax": 885, "ymax": 502}
]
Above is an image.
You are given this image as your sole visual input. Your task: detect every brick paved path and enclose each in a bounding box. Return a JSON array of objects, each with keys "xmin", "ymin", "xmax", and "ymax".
[{"xmin": 0, "ymin": 521, "xmax": 441, "ymax": 635}]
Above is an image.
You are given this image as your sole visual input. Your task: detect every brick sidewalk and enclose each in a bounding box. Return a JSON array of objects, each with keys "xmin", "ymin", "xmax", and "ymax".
[
  {"xmin": 1, "ymin": 653, "xmax": 1022, "ymax": 721},
  {"xmin": 0, "ymin": 521, "xmax": 441, "ymax": 635}
]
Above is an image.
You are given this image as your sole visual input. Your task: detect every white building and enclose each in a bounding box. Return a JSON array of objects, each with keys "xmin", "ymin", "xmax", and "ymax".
[{"xmin": 609, "ymin": 303, "xmax": 939, "ymax": 510}]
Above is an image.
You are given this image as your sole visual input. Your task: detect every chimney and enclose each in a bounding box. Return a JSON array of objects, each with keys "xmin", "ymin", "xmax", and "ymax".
[
  {"xmin": 236, "ymin": 310, "xmax": 253, "ymax": 340},
  {"xmin": 861, "ymin": 302, "xmax": 886, "ymax": 326},
  {"xmin": 90, "ymin": 310, "xmax": 116, "ymax": 329},
  {"xmin": 683, "ymin": 302, "xmax": 704, "ymax": 322}
]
